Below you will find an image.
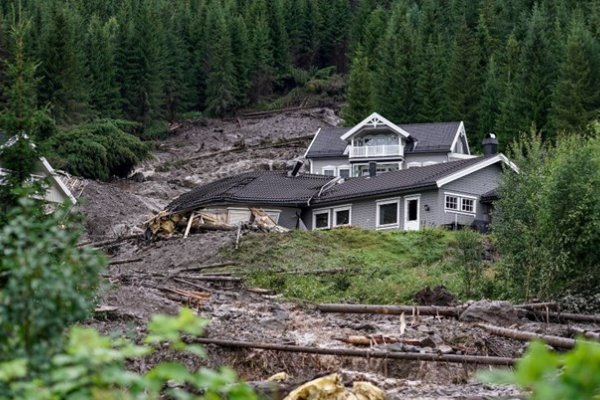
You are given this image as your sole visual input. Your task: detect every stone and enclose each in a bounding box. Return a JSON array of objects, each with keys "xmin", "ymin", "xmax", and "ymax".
[{"xmin": 459, "ymin": 300, "xmax": 520, "ymax": 325}]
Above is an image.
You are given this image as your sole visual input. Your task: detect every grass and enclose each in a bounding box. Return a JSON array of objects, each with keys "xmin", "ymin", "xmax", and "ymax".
[{"xmin": 222, "ymin": 227, "xmax": 468, "ymax": 304}]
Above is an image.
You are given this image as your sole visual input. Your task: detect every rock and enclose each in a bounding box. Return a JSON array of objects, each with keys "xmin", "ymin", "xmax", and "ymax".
[
  {"xmin": 436, "ymin": 344, "xmax": 453, "ymax": 354},
  {"xmin": 413, "ymin": 285, "xmax": 457, "ymax": 306},
  {"xmin": 459, "ymin": 300, "xmax": 520, "ymax": 325}
]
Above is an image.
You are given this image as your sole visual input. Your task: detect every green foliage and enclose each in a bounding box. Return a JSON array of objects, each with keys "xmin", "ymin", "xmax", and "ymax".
[
  {"xmin": 0, "ymin": 308, "xmax": 257, "ymax": 400},
  {"xmin": 0, "ymin": 198, "xmax": 106, "ymax": 366},
  {"xmin": 494, "ymin": 128, "xmax": 600, "ymax": 299},
  {"xmin": 341, "ymin": 47, "xmax": 373, "ymax": 126},
  {"xmin": 223, "ymin": 228, "xmax": 471, "ymax": 304},
  {"xmin": 45, "ymin": 119, "xmax": 148, "ymax": 180},
  {"xmin": 452, "ymin": 229, "xmax": 485, "ymax": 298},
  {"xmin": 479, "ymin": 340, "xmax": 600, "ymax": 400}
]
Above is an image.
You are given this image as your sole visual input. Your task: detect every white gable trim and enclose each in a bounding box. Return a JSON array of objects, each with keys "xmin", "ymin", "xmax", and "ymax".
[
  {"xmin": 303, "ymin": 128, "xmax": 321, "ymax": 158},
  {"xmin": 436, "ymin": 154, "xmax": 518, "ymax": 188},
  {"xmin": 340, "ymin": 112, "xmax": 411, "ymax": 141},
  {"xmin": 40, "ymin": 157, "xmax": 77, "ymax": 205},
  {"xmin": 450, "ymin": 121, "xmax": 470, "ymax": 155}
]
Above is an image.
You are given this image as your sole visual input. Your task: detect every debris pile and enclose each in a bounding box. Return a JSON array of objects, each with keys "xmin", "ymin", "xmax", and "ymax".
[{"xmin": 282, "ymin": 373, "xmax": 384, "ymax": 400}]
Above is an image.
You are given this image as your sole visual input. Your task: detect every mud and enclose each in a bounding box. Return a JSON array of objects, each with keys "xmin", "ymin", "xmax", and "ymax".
[{"xmin": 79, "ymin": 109, "xmax": 547, "ymax": 399}]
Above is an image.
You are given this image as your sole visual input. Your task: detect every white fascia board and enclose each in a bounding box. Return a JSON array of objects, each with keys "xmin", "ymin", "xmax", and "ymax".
[
  {"xmin": 447, "ymin": 152, "xmax": 477, "ymax": 160},
  {"xmin": 450, "ymin": 121, "xmax": 470, "ymax": 154},
  {"xmin": 340, "ymin": 112, "xmax": 411, "ymax": 141},
  {"xmin": 303, "ymin": 127, "xmax": 321, "ymax": 158},
  {"xmin": 436, "ymin": 154, "xmax": 518, "ymax": 188},
  {"xmin": 40, "ymin": 157, "xmax": 77, "ymax": 205}
]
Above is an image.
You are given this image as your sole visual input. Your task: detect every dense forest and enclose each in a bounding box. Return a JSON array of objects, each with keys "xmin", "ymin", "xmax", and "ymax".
[{"xmin": 1, "ymin": 0, "xmax": 599, "ymax": 150}]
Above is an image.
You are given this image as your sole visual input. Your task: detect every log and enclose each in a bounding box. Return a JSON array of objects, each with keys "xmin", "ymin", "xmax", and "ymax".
[
  {"xmin": 567, "ymin": 326, "xmax": 600, "ymax": 341},
  {"xmin": 171, "ymin": 261, "xmax": 238, "ymax": 275},
  {"xmin": 108, "ymin": 257, "xmax": 143, "ymax": 266},
  {"xmin": 171, "ymin": 278, "xmax": 238, "ymax": 296},
  {"xmin": 194, "ymin": 338, "xmax": 515, "ymax": 366},
  {"xmin": 317, "ymin": 304, "xmax": 466, "ymax": 318},
  {"xmin": 528, "ymin": 311, "xmax": 600, "ymax": 324},
  {"xmin": 184, "ymin": 212, "xmax": 195, "ymax": 239},
  {"xmin": 515, "ymin": 302, "xmax": 558, "ymax": 310},
  {"xmin": 181, "ymin": 275, "xmax": 242, "ymax": 283},
  {"xmin": 475, "ymin": 323, "xmax": 577, "ymax": 349}
]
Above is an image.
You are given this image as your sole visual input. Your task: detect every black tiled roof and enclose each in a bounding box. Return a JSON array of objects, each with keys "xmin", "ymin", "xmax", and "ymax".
[
  {"xmin": 166, "ymin": 171, "xmax": 333, "ymax": 213},
  {"xmin": 312, "ymin": 156, "xmax": 492, "ymax": 205},
  {"xmin": 480, "ymin": 188, "xmax": 499, "ymax": 202},
  {"xmin": 304, "ymin": 122, "xmax": 462, "ymax": 158}
]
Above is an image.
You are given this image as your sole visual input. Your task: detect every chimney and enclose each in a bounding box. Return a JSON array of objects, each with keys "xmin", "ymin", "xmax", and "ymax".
[
  {"xmin": 369, "ymin": 162, "xmax": 377, "ymax": 177},
  {"xmin": 482, "ymin": 133, "xmax": 499, "ymax": 155},
  {"xmin": 289, "ymin": 160, "xmax": 303, "ymax": 177}
]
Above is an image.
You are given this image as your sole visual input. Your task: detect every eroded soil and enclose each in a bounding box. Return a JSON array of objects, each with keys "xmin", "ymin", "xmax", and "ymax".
[{"xmin": 79, "ymin": 109, "xmax": 583, "ymax": 399}]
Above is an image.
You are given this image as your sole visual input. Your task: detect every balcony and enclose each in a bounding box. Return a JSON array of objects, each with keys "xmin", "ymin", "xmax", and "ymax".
[{"xmin": 349, "ymin": 144, "xmax": 402, "ymax": 158}]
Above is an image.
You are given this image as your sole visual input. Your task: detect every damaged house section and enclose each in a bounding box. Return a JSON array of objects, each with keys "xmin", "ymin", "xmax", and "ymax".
[{"xmin": 148, "ymin": 113, "xmax": 517, "ymax": 237}]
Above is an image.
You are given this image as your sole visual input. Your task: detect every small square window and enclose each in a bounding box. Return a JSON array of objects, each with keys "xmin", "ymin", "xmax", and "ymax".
[
  {"xmin": 461, "ymin": 198, "xmax": 474, "ymax": 213},
  {"xmin": 378, "ymin": 202, "xmax": 398, "ymax": 226},
  {"xmin": 445, "ymin": 195, "xmax": 458, "ymax": 210},
  {"xmin": 334, "ymin": 209, "xmax": 350, "ymax": 226},
  {"xmin": 323, "ymin": 168, "xmax": 335, "ymax": 176},
  {"xmin": 339, "ymin": 168, "xmax": 350, "ymax": 179},
  {"xmin": 314, "ymin": 212, "xmax": 329, "ymax": 229}
]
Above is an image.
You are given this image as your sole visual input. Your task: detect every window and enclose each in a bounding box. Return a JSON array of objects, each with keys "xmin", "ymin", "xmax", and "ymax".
[
  {"xmin": 445, "ymin": 195, "xmax": 458, "ymax": 210},
  {"xmin": 461, "ymin": 198, "xmax": 474, "ymax": 213},
  {"xmin": 322, "ymin": 167, "xmax": 335, "ymax": 176},
  {"xmin": 354, "ymin": 163, "xmax": 400, "ymax": 177},
  {"xmin": 377, "ymin": 200, "xmax": 399, "ymax": 228},
  {"xmin": 227, "ymin": 208, "xmax": 251, "ymax": 224},
  {"xmin": 339, "ymin": 168, "xmax": 350, "ymax": 179},
  {"xmin": 313, "ymin": 210, "xmax": 330, "ymax": 229},
  {"xmin": 334, "ymin": 207, "xmax": 351, "ymax": 226},
  {"xmin": 407, "ymin": 199, "xmax": 418, "ymax": 221}
]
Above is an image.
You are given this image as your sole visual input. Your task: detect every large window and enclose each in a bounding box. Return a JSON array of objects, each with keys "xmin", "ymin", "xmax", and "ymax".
[
  {"xmin": 354, "ymin": 163, "xmax": 400, "ymax": 177},
  {"xmin": 313, "ymin": 210, "xmax": 330, "ymax": 229},
  {"xmin": 377, "ymin": 199, "xmax": 399, "ymax": 228},
  {"xmin": 444, "ymin": 193, "xmax": 476, "ymax": 215}
]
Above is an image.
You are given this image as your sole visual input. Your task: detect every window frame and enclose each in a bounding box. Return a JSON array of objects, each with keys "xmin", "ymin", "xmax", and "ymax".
[
  {"xmin": 338, "ymin": 165, "xmax": 351, "ymax": 179},
  {"xmin": 444, "ymin": 192, "xmax": 477, "ymax": 215},
  {"xmin": 333, "ymin": 205, "xmax": 352, "ymax": 227},
  {"xmin": 461, "ymin": 198, "xmax": 475, "ymax": 213},
  {"xmin": 376, "ymin": 198, "xmax": 400, "ymax": 229},
  {"xmin": 312, "ymin": 209, "xmax": 331, "ymax": 230},
  {"xmin": 322, "ymin": 166, "xmax": 336, "ymax": 177},
  {"xmin": 444, "ymin": 195, "xmax": 459, "ymax": 211}
]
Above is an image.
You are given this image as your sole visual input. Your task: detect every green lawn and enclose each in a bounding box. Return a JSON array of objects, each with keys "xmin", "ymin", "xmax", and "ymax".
[{"xmin": 223, "ymin": 227, "xmax": 469, "ymax": 304}]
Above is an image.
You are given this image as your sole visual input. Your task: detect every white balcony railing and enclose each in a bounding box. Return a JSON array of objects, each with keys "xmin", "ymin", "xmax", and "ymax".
[{"xmin": 349, "ymin": 145, "xmax": 402, "ymax": 158}]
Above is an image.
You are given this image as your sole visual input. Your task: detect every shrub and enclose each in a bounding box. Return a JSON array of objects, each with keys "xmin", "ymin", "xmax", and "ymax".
[
  {"xmin": 0, "ymin": 308, "xmax": 257, "ymax": 400},
  {"xmin": 44, "ymin": 119, "xmax": 148, "ymax": 180},
  {"xmin": 452, "ymin": 229, "xmax": 485, "ymax": 298}
]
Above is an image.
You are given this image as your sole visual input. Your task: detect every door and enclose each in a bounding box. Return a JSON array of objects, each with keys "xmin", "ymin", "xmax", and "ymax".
[{"xmin": 404, "ymin": 196, "xmax": 420, "ymax": 231}]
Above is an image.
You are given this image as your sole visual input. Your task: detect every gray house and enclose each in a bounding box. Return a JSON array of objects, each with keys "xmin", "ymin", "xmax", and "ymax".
[
  {"xmin": 304, "ymin": 112, "xmax": 473, "ymax": 178},
  {"xmin": 162, "ymin": 152, "xmax": 516, "ymax": 232}
]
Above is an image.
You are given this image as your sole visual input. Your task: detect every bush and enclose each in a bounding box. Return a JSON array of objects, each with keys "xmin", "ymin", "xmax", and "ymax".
[
  {"xmin": 494, "ymin": 129, "xmax": 600, "ymax": 299},
  {"xmin": 480, "ymin": 340, "xmax": 600, "ymax": 399},
  {"xmin": 0, "ymin": 308, "xmax": 257, "ymax": 400},
  {"xmin": 452, "ymin": 229, "xmax": 485, "ymax": 298},
  {"xmin": 44, "ymin": 119, "xmax": 148, "ymax": 180},
  {"xmin": 0, "ymin": 198, "xmax": 105, "ymax": 366}
]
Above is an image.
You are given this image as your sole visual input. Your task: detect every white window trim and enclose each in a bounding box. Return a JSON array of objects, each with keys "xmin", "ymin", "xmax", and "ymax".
[
  {"xmin": 376, "ymin": 198, "xmax": 401, "ymax": 229},
  {"xmin": 404, "ymin": 194, "xmax": 421, "ymax": 224},
  {"xmin": 312, "ymin": 209, "xmax": 330, "ymax": 230},
  {"xmin": 338, "ymin": 165, "xmax": 351, "ymax": 178},
  {"xmin": 333, "ymin": 205, "xmax": 352, "ymax": 227},
  {"xmin": 322, "ymin": 165, "xmax": 336, "ymax": 176},
  {"xmin": 444, "ymin": 194, "xmax": 459, "ymax": 211},
  {"xmin": 443, "ymin": 192, "xmax": 477, "ymax": 215}
]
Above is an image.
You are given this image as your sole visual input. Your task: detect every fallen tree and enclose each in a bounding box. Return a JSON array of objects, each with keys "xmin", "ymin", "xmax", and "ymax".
[
  {"xmin": 194, "ymin": 337, "xmax": 516, "ymax": 366},
  {"xmin": 475, "ymin": 323, "xmax": 577, "ymax": 349},
  {"xmin": 316, "ymin": 303, "xmax": 466, "ymax": 317}
]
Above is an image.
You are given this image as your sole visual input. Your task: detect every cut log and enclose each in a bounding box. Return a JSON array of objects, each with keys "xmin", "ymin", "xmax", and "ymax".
[
  {"xmin": 108, "ymin": 257, "xmax": 143, "ymax": 266},
  {"xmin": 475, "ymin": 323, "xmax": 577, "ymax": 349},
  {"xmin": 515, "ymin": 302, "xmax": 558, "ymax": 310},
  {"xmin": 170, "ymin": 261, "xmax": 238, "ymax": 275},
  {"xmin": 526, "ymin": 310, "xmax": 600, "ymax": 324},
  {"xmin": 171, "ymin": 278, "xmax": 238, "ymax": 296},
  {"xmin": 317, "ymin": 303, "xmax": 466, "ymax": 318},
  {"xmin": 193, "ymin": 338, "xmax": 515, "ymax": 366}
]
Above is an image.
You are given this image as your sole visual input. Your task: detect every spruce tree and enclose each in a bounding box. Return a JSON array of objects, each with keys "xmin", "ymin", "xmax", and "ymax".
[
  {"xmin": 478, "ymin": 55, "xmax": 501, "ymax": 141},
  {"xmin": 496, "ymin": 34, "xmax": 522, "ymax": 147},
  {"xmin": 342, "ymin": 47, "xmax": 373, "ymax": 126},
  {"xmin": 267, "ymin": 0, "xmax": 290, "ymax": 74},
  {"xmin": 415, "ymin": 35, "xmax": 446, "ymax": 122},
  {"xmin": 230, "ymin": 14, "xmax": 251, "ymax": 107},
  {"xmin": 549, "ymin": 18, "xmax": 599, "ymax": 134},
  {"xmin": 204, "ymin": 6, "xmax": 238, "ymax": 116},
  {"xmin": 360, "ymin": 7, "xmax": 387, "ymax": 64},
  {"xmin": 247, "ymin": 0, "xmax": 275, "ymax": 101}
]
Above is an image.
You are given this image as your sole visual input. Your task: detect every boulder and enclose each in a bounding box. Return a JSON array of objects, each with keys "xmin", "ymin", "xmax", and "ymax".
[{"xmin": 459, "ymin": 300, "xmax": 520, "ymax": 325}]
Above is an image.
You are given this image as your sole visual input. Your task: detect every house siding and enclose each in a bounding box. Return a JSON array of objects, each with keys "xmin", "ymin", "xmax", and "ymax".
[
  {"xmin": 404, "ymin": 153, "xmax": 449, "ymax": 167},
  {"xmin": 309, "ymin": 158, "xmax": 349, "ymax": 175}
]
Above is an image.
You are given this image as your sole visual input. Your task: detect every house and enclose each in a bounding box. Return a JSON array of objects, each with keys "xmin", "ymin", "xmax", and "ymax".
[
  {"xmin": 304, "ymin": 113, "xmax": 473, "ymax": 178},
  {"xmin": 0, "ymin": 134, "xmax": 77, "ymax": 205},
  {"xmin": 158, "ymin": 112, "xmax": 516, "ymax": 233}
]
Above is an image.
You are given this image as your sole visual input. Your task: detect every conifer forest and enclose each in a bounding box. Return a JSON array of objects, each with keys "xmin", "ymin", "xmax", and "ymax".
[{"xmin": 1, "ymin": 0, "xmax": 599, "ymax": 147}]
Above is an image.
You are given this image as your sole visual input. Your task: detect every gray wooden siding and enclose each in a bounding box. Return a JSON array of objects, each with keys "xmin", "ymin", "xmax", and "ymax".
[
  {"xmin": 404, "ymin": 153, "xmax": 449, "ymax": 166},
  {"xmin": 309, "ymin": 158, "xmax": 349, "ymax": 175}
]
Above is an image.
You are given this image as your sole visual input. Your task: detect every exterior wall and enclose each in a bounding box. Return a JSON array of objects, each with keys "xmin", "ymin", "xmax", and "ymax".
[
  {"xmin": 208, "ymin": 205, "xmax": 301, "ymax": 229},
  {"xmin": 44, "ymin": 183, "xmax": 68, "ymax": 204},
  {"xmin": 404, "ymin": 153, "xmax": 449, "ymax": 167},
  {"xmin": 308, "ymin": 157, "xmax": 350, "ymax": 175}
]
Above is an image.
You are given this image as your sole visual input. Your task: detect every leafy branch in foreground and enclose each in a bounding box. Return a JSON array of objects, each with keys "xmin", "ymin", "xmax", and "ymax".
[
  {"xmin": 0, "ymin": 308, "xmax": 257, "ymax": 400},
  {"xmin": 479, "ymin": 340, "xmax": 600, "ymax": 399}
]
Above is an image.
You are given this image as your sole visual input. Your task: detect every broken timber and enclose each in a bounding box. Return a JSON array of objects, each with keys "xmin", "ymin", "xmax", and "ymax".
[
  {"xmin": 317, "ymin": 304, "xmax": 466, "ymax": 318},
  {"xmin": 475, "ymin": 323, "xmax": 578, "ymax": 349},
  {"xmin": 526, "ymin": 310, "xmax": 600, "ymax": 324},
  {"xmin": 194, "ymin": 338, "xmax": 515, "ymax": 366}
]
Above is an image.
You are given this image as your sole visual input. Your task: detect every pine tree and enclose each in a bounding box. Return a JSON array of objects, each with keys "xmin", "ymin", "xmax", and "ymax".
[
  {"xmin": 549, "ymin": 18, "xmax": 599, "ymax": 134},
  {"xmin": 342, "ymin": 47, "xmax": 373, "ymax": 126},
  {"xmin": 514, "ymin": 5, "xmax": 557, "ymax": 136},
  {"xmin": 416, "ymin": 35, "xmax": 446, "ymax": 122},
  {"xmin": 85, "ymin": 16, "xmax": 120, "ymax": 118},
  {"xmin": 247, "ymin": 0, "xmax": 275, "ymax": 101},
  {"xmin": 495, "ymin": 34, "xmax": 522, "ymax": 147},
  {"xmin": 267, "ymin": 0, "xmax": 290, "ymax": 74},
  {"xmin": 478, "ymin": 55, "xmax": 501, "ymax": 141},
  {"xmin": 319, "ymin": 0, "xmax": 350, "ymax": 72},
  {"xmin": 230, "ymin": 14, "xmax": 251, "ymax": 107},
  {"xmin": 360, "ymin": 7, "xmax": 387, "ymax": 64},
  {"xmin": 443, "ymin": 15, "xmax": 481, "ymax": 132},
  {"xmin": 37, "ymin": 3, "xmax": 89, "ymax": 124},
  {"xmin": 204, "ymin": 5, "xmax": 238, "ymax": 116}
]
